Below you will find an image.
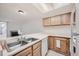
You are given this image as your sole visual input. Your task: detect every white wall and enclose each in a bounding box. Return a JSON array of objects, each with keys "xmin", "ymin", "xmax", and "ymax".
[
  {"xmin": 43, "ymin": 26, "xmax": 71, "ymax": 36},
  {"xmin": 21, "ymin": 18, "xmax": 44, "ymax": 34}
]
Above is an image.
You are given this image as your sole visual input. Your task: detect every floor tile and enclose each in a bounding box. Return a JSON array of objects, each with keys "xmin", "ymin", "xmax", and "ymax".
[{"xmin": 46, "ymin": 50, "xmax": 64, "ymax": 56}]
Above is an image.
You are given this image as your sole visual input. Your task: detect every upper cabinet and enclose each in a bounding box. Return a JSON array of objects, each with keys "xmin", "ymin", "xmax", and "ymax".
[
  {"xmin": 51, "ymin": 16, "xmax": 61, "ymax": 25},
  {"xmin": 61, "ymin": 13, "xmax": 71, "ymax": 25},
  {"xmin": 43, "ymin": 12, "xmax": 71, "ymax": 26}
]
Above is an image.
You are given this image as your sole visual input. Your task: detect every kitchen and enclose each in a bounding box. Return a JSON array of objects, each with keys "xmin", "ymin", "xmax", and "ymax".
[{"xmin": 0, "ymin": 3, "xmax": 79, "ymax": 56}]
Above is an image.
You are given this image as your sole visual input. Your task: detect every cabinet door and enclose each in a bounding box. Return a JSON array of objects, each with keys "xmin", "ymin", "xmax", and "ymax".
[
  {"xmin": 15, "ymin": 47, "xmax": 32, "ymax": 56},
  {"xmin": 33, "ymin": 41, "xmax": 41, "ymax": 56},
  {"xmin": 61, "ymin": 39, "xmax": 70, "ymax": 55},
  {"xmin": 54, "ymin": 37, "xmax": 70, "ymax": 55},
  {"xmin": 51, "ymin": 16, "xmax": 61, "ymax": 25},
  {"xmin": 48, "ymin": 36, "xmax": 54, "ymax": 49},
  {"xmin": 60, "ymin": 39, "xmax": 67, "ymax": 54},
  {"xmin": 61, "ymin": 13, "xmax": 71, "ymax": 25},
  {"xmin": 33, "ymin": 47, "xmax": 41, "ymax": 56},
  {"xmin": 43, "ymin": 17, "xmax": 51, "ymax": 26},
  {"xmin": 33, "ymin": 41, "xmax": 41, "ymax": 50}
]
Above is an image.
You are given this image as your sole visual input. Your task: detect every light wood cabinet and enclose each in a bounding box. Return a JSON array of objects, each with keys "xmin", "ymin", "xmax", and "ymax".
[
  {"xmin": 54, "ymin": 38, "xmax": 61, "ymax": 52},
  {"xmin": 14, "ymin": 41, "xmax": 41, "ymax": 56},
  {"xmin": 60, "ymin": 39, "xmax": 68, "ymax": 54},
  {"xmin": 14, "ymin": 47, "xmax": 32, "ymax": 56},
  {"xmin": 43, "ymin": 12, "xmax": 71, "ymax": 26},
  {"xmin": 33, "ymin": 41, "xmax": 41, "ymax": 56},
  {"xmin": 61, "ymin": 13, "xmax": 71, "ymax": 25},
  {"xmin": 43, "ymin": 17, "xmax": 51, "ymax": 26},
  {"xmin": 51, "ymin": 16, "xmax": 61, "ymax": 25},
  {"xmin": 54, "ymin": 38, "xmax": 70, "ymax": 55},
  {"xmin": 48, "ymin": 36, "xmax": 70, "ymax": 55},
  {"xmin": 48, "ymin": 36, "xmax": 54, "ymax": 49},
  {"xmin": 33, "ymin": 47, "xmax": 41, "ymax": 56},
  {"xmin": 33, "ymin": 41, "xmax": 41, "ymax": 50}
]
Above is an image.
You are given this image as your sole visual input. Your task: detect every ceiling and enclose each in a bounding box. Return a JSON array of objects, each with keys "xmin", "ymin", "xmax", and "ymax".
[{"xmin": 0, "ymin": 3, "xmax": 70, "ymax": 23}]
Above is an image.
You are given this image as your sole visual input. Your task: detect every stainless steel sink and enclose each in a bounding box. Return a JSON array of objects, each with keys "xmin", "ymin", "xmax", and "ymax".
[
  {"xmin": 5, "ymin": 38, "xmax": 38, "ymax": 52},
  {"xmin": 5, "ymin": 41, "xmax": 28, "ymax": 52},
  {"xmin": 7, "ymin": 41, "xmax": 28, "ymax": 48},
  {"xmin": 24, "ymin": 38, "xmax": 38, "ymax": 43}
]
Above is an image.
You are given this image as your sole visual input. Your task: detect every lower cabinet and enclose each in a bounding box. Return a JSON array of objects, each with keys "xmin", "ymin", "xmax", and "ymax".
[
  {"xmin": 48, "ymin": 36, "xmax": 70, "ymax": 55},
  {"xmin": 33, "ymin": 47, "xmax": 41, "ymax": 56},
  {"xmin": 48, "ymin": 36, "xmax": 54, "ymax": 49},
  {"xmin": 61, "ymin": 39, "xmax": 70, "ymax": 55},
  {"xmin": 14, "ymin": 41, "xmax": 41, "ymax": 56},
  {"xmin": 33, "ymin": 41, "xmax": 41, "ymax": 56},
  {"xmin": 14, "ymin": 47, "xmax": 32, "ymax": 56}
]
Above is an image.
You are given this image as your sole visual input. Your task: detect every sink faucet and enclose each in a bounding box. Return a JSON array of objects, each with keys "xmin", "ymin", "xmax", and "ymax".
[{"xmin": 17, "ymin": 36, "xmax": 23, "ymax": 45}]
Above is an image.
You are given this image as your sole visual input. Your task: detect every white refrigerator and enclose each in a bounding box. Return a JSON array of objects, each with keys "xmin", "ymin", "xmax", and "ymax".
[
  {"xmin": 71, "ymin": 4, "xmax": 79, "ymax": 56},
  {"xmin": 42, "ymin": 37, "xmax": 48, "ymax": 56}
]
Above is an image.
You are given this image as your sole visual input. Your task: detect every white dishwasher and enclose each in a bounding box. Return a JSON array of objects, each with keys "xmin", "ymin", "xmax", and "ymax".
[{"xmin": 42, "ymin": 37, "xmax": 48, "ymax": 56}]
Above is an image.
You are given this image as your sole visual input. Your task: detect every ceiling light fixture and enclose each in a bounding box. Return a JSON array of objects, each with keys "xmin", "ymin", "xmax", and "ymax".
[{"xmin": 18, "ymin": 10, "xmax": 24, "ymax": 14}]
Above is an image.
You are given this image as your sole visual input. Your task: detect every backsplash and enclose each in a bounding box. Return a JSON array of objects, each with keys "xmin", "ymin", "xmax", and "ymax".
[{"xmin": 43, "ymin": 26, "xmax": 71, "ymax": 37}]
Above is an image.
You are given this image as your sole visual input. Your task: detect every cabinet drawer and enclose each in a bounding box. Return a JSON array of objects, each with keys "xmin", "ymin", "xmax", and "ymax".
[
  {"xmin": 15, "ymin": 47, "xmax": 32, "ymax": 56},
  {"xmin": 33, "ymin": 41, "xmax": 41, "ymax": 50},
  {"xmin": 33, "ymin": 47, "xmax": 41, "ymax": 56}
]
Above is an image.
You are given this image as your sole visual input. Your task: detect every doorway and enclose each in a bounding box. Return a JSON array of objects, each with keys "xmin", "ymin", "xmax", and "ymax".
[{"xmin": 0, "ymin": 22, "xmax": 7, "ymax": 38}]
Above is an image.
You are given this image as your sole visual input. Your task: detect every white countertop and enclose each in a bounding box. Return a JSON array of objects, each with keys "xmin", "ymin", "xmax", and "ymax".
[
  {"xmin": 2, "ymin": 33, "xmax": 70, "ymax": 56},
  {"xmin": 47, "ymin": 33, "xmax": 71, "ymax": 38}
]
